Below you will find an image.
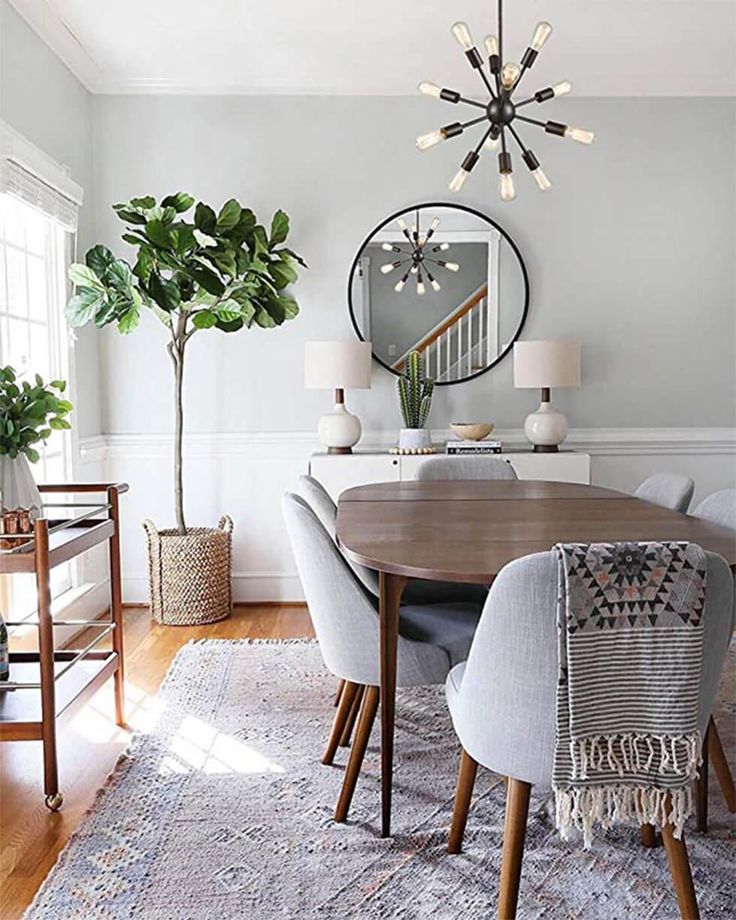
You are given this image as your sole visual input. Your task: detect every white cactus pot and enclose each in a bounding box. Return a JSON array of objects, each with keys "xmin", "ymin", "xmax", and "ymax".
[{"xmin": 398, "ymin": 428, "xmax": 431, "ymax": 451}]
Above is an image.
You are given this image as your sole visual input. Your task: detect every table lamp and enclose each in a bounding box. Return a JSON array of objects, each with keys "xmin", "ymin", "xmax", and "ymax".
[
  {"xmin": 513, "ymin": 340, "xmax": 581, "ymax": 452},
  {"xmin": 305, "ymin": 341, "xmax": 372, "ymax": 454}
]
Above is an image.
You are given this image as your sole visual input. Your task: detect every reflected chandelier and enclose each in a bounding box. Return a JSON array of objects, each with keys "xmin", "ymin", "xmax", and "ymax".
[
  {"xmin": 380, "ymin": 210, "xmax": 459, "ymax": 295},
  {"xmin": 417, "ymin": 0, "xmax": 595, "ymax": 201}
]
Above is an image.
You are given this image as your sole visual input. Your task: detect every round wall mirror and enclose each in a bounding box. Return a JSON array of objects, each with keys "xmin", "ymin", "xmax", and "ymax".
[{"xmin": 348, "ymin": 202, "xmax": 529, "ymax": 385}]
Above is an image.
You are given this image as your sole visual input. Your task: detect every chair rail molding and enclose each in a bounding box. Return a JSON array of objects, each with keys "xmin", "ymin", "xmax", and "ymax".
[{"xmin": 77, "ymin": 427, "xmax": 736, "ymax": 604}]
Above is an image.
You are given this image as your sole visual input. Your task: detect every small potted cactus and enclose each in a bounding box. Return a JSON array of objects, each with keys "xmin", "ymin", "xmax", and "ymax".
[{"xmin": 397, "ymin": 350, "xmax": 434, "ymax": 450}]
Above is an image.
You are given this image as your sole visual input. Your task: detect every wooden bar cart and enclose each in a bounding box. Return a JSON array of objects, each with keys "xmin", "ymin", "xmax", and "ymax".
[{"xmin": 0, "ymin": 482, "xmax": 128, "ymax": 810}]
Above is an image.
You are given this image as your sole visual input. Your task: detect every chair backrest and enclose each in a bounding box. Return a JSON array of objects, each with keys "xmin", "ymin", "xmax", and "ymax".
[
  {"xmin": 451, "ymin": 549, "xmax": 734, "ymax": 786},
  {"xmin": 692, "ymin": 489, "xmax": 736, "ymax": 531},
  {"xmin": 634, "ymin": 473, "xmax": 694, "ymax": 513},
  {"xmin": 295, "ymin": 474, "xmax": 380, "ymax": 597},
  {"xmin": 416, "ymin": 456, "xmax": 518, "ymax": 481},
  {"xmin": 282, "ymin": 492, "xmax": 448, "ymax": 686}
]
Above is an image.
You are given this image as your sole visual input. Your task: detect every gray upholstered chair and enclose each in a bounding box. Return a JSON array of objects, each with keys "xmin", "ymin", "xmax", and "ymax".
[
  {"xmin": 444, "ymin": 550, "xmax": 734, "ymax": 919},
  {"xmin": 415, "ymin": 455, "xmax": 517, "ymax": 481},
  {"xmin": 692, "ymin": 488, "xmax": 736, "ymax": 530},
  {"xmin": 282, "ymin": 491, "xmax": 483, "ymax": 822},
  {"xmin": 634, "ymin": 473, "xmax": 695, "ymax": 513},
  {"xmin": 690, "ymin": 488, "xmax": 736, "ymax": 828}
]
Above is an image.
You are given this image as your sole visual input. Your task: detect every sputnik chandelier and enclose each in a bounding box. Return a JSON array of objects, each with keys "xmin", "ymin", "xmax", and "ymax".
[
  {"xmin": 416, "ymin": 0, "xmax": 595, "ymax": 201},
  {"xmin": 380, "ymin": 210, "xmax": 459, "ymax": 295}
]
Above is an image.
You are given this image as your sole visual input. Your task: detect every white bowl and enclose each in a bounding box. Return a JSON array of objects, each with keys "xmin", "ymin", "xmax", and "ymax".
[{"xmin": 450, "ymin": 422, "xmax": 494, "ymax": 441}]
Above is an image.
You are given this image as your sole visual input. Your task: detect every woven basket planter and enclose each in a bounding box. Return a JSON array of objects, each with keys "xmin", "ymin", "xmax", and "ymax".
[{"xmin": 144, "ymin": 515, "xmax": 233, "ymax": 626}]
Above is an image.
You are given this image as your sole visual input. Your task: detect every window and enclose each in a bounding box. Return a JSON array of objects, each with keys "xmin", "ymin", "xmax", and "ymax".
[{"xmin": 0, "ymin": 192, "xmax": 74, "ymax": 611}]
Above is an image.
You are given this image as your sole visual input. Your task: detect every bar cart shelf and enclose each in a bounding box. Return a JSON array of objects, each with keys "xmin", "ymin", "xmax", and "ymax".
[{"xmin": 0, "ymin": 483, "xmax": 128, "ymax": 810}]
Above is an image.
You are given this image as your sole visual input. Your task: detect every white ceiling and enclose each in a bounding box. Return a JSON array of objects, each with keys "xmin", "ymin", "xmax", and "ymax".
[{"xmin": 11, "ymin": 0, "xmax": 736, "ymax": 96}]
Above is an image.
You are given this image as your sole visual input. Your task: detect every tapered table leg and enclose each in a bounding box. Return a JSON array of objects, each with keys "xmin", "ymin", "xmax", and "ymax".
[
  {"xmin": 107, "ymin": 486, "xmax": 125, "ymax": 727},
  {"xmin": 379, "ymin": 571, "xmax": 406, "ymax": 838}
]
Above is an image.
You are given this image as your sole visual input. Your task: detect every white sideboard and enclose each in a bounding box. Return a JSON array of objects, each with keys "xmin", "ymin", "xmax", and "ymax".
[{"xmin": 309, "ymin": 450, "xmax": 590, "ymax": 501}]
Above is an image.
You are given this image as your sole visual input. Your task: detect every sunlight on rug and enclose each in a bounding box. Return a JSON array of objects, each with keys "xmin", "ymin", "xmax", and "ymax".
[{"xmin": 26, "ymin": 638, "xmax": 735, "ymax": 919}]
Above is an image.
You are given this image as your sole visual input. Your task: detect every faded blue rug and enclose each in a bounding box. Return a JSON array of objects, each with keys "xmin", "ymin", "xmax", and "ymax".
[{"xmin": 26, "ymin": 639, "xmax": 735, "ymax": 918}]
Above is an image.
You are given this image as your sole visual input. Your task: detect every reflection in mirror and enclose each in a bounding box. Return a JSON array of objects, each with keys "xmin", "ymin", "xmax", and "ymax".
[{"xmin": 349, "ymin": 203, "xmax": 528, "ymax": 385}]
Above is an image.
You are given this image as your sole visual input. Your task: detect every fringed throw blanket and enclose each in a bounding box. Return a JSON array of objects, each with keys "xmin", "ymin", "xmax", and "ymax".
[{"xmin": 553, "ymin": 541, "xmax": 707, "ymax": 848}]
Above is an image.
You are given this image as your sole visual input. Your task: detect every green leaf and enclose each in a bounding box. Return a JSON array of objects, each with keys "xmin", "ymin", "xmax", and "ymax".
[
  {"xmin": 50, "ymin": 380, "xmax": 66, "ymax": 392},
  {"xmin": 118, "ymin": 306, "xmax": 140, "ymax": 334},
  {"xmin": 277, "ymin": 293, "xmax": 299, "ymax": 320},
  {"xmin": 192, "ymin": 310, "xmax": 218, "ymax": 329},
  {"xmin": 106, "ymin": 260, "xmax": 134, "ymax": 290},
  {"xmin": 217, "ymin": 198, "xmax": 241, "ymax": 231},
  {"xmin": 281, "ymin": 247, "xmax": 308, "ymax": 268},
  {"xmin": 85, "ymin": 245, "xmax": 116, "ymax": 277},
  {"xmin": 145, "ymin": 219, "xmax": 172, "ymax": 249},
  {"xmin": 215, "ymin": 317, "xmax": 245, "ymax": 333},
  {"xmin": 66, "ymin": 289, "xmax": 104, "ymax": 327},
  {"xmin": 194, "ymin": 203, "xmax": 217, "ymax": 235},
  {"xmin": 188, "ymin": 265, "xmax": 225, "ymax": 297},
  {"xmin": 267, "ymin": 260, "xmax": 298, "ymax": 289},
  {"xmin": 24, "ymin": 447, "xmax": 40, "ymax": 464},
  {"xmin": 162, "ymin": 192, "xmax": 195, "ymax": 213},
  {"xmin": 193, "ymin": 229, "xmax": 217, "ymax": 248},
  {"xmin": 69, "ymin": 263, "xmax": 103, "ymax": 290},
  {"xmin": 49, "ymin": 417, "xmax": 71, "ymax": 430},
  {"xmin": 254, "ymin": 307, "xmax": 276, "ymax": 328},
  {"xmin": 129, "ymin": 196, "xmax": 156, "ymax": 210},
  {"xmin": 114, "ymin": 208, "xmax": 147, "ymax": 225},
  {"xmin": 269, "ymin": 209, "xmax": 289, "ymax": 246},
  {"xmin": 147, "ymin": 272, "xmax": 180, "ymax": 311}
]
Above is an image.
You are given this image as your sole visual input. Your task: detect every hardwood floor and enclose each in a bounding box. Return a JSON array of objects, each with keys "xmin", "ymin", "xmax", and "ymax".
[{"xmin": 0, "ymin": 604, "xmax": 313, "ymax": 920}]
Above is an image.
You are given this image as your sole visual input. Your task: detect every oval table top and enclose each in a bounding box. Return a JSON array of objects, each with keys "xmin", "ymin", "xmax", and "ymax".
[{"xmin": 336, "ymin": 480, "xmax": 736, "ymax": 583}]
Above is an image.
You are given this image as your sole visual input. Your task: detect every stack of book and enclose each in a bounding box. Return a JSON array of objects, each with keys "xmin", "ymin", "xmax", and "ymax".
[{"xmin": 446, "ymin": 439, "xmax": 503, "ymax": 455}]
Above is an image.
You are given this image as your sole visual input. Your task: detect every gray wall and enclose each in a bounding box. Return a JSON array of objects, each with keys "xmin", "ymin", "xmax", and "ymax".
[
  {"xmin": 91, "ymin": 94, "xmax": 735, "ymax": 437},
  {"xmin": 0, "ymin": 0, "xmax": 101, "ymax": 437}
]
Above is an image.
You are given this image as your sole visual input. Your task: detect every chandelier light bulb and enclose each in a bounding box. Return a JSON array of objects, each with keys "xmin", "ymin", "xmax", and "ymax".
[
  {"xmin": 451, "ymin": 21, "xmax": 474, "ymax": 51},
  {"xmin": 394, "ymin": 278, "xmax": 406, "ymax": 292},
  {"xmin": 416, "ymin": 130, "xmax": 444, "ymax": 151},
  {"xmin": 417, "ymin": 278, "xmax": 426, "ymax": 296},
  {"xmin": 430, "ymin": 217, "xmax": 440, "ymax": 231},
  {"xmin": 565, "ymin": 126, "xmax": 596, "ymax": 144},
  {"xmin": 532, "ymin": 167, "xmax": 552, "ymax": 191},
  {"xmin": 552, "ymin": 80, "xmax": 573, "ymax": 97},
  {"xmin": 443, "ymin": 261, "xmax": 460, "ymax": 272},
  {"xmin": 418, "ymin": 81, "xmax": 442, "ymax": 99},
  {"xmin": 501, "ymin": 62, "xmax": 521, "ymax": 89},
  {"xmin": 449, "ymin": 168, "xmax": 469, "ymax": 192},
  {"xmin": 381, "ymin": 242, "xmax": 394, "ymax": 251},
  {"xmin": 531, "ymin": 21, "xmax": 553, "ymax": 52},
  {"xmin": 484, "ymin": 34, "xmax": 499, "ymax": 57},
  {"xmin": 411, "ymin": 265, "xmax": 418, "ymax": 274},
  {"xmin": 397, "ymin": 218, "xmax": 407, "ymax": 230},
  {"xmin": 381, "ymin": 262, "xmax": 398, "ymax": 274},
  {"xmin": 430, "ymin": 279, "xmax": 441, "ymax": 292},
  {"xmin": 436, "ymin": 242, "xmax": 450, "ymax": 251},
  {"xmin": 499, "ymin": 172, "xmax": 516, "ymax": 202},
  {"xmin": 485, "ymin": 134, "xmax": 501, "ymax": 151}
]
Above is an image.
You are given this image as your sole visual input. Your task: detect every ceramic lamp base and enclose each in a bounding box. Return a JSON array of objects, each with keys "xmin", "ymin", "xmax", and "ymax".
[
  {"xmin": 523, "ymin": 400, "xmax": 569, "ymax": 451},
  {"xmin": 317, "ymin": 401, "xmax": 362, "ymax": 453}
]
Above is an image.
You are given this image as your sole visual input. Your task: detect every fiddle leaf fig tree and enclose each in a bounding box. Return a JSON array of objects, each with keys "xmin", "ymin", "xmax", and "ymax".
[{"xmin": 66, "ymin": 194, "xmax": 306, "ymax": 535}]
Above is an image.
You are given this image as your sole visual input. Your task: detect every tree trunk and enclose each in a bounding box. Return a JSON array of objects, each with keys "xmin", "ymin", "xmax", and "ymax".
[{"xmin": 169, "ymin": 316, "xmax": 188, "ymax": 536}]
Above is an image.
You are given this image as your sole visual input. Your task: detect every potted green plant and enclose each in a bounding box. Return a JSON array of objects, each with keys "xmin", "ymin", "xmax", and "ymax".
[
  {"xmin": 397, "ymin": 350, "xmax": 434, "ymax": 451},
  {"xmin": 0, "ymin": 367, "xmax": 72, "ymax": 544},
  {"xmin": 66, "ymin": 193, "xmax": 305, "ymax": 625}
]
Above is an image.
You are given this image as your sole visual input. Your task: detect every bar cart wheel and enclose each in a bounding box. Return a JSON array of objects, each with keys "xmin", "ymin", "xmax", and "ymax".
[{"xmin": 45, "ymin": 792, "xmax": 64, "ymax": 811}]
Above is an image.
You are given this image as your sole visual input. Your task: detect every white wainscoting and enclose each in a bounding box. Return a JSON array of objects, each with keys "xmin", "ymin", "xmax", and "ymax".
[{"xmin": 80, "ymin": 428, "xmax": 736, "ymax": 604}]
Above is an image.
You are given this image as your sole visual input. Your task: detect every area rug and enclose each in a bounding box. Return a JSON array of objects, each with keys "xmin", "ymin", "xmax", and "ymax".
[{"xmin": 27, "ymin": 639, "xmax": 735, "ymax": 919}]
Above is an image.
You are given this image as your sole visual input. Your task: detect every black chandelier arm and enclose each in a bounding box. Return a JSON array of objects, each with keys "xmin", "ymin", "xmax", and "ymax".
[
  {"xmin": 458, "ymin": 95, "xmax": 491, "ymax": 110},
  {"xmin": 498, "ymin": 0, "xmax": 504, "ymax": 75},
  {"xmin": 515, "ymin": 114, "xmax": 548, "ymax": 129},
  {"xmin": 506, "ymin": 122, "xmax": 529, "ymax": 156},
  {"xmin": 474, "ymin": 124, "xmax": 494, "ymax": 155},
  {"xmin": 459, "ymin": 114, "xmax": 492, "ymax": 132},
  {"xmin": 476, "ymin": 66, "xmax": 497, "ymax": 100},
  {"xmin": 500, "ymin": 126, "xmax": 509, "ymax": 157}
]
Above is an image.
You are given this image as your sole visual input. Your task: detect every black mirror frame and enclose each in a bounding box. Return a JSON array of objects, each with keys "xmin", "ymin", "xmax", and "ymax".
[{"xmin": 347, "ymin": 201, "xmax": 530, "ymax": 386}]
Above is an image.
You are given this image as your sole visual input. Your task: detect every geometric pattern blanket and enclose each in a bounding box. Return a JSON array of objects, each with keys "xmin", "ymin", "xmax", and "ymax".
[{"xmin": 553, "ymin": 541, "xmax": 707, "ymax": 848}]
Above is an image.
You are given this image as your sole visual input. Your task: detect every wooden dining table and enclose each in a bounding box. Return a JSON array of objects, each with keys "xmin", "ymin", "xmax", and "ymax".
[{"xmin": 335, "ymin": 479, "xmax": 736, "ymax": 837}]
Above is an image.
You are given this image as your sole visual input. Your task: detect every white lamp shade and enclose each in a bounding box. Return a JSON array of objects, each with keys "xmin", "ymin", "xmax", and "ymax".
[
  {"xmin": 513, "ymin": 340, "xmax": 581, "ymax": 389},
  {"xmin": 305, "ymin": 340, "xmax": 373, "ymax": 390}
]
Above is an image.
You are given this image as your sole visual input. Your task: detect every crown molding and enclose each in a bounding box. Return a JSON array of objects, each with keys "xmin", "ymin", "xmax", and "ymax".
[{"xmin": 7, "ymin": 0, "xmax": 104, "ymax": 92}]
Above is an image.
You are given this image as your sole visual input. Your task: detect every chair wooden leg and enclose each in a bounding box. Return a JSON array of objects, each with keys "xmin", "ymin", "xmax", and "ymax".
[
  {"xmin": 662, "ymin": 823, "xmax": 700, "ymax": 920},
  {"xmin": 322, "ymin": 681, "xmax": 360, "ymax": 765},
  {"xmin": 695, "ymin": 722, "xmax": 710, "ymax": 832},
  {"xmin": 448, "ymin": 749, "xmax": 478, "ymax": 854},
  {"xmin": 333, "ymin": 678, "xmax": 345, "ymax": 707},
  {"xmin": 339, "ymin": 684, "xmax": 364, "ymax": 747},
  {"xmin": 498, "ymin": 778, "xmax": 531, "ymax": 920},
  {"xmin": 640, "ymin": 825, "xmax": 659, "ymax": 848},
  {"xmin": 708, "ymin": 717, "xmax": 736, "ymax": 813},
  {"xmin": 335, "ymin": 686, "xmax": 380, "ymax": 822}
]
